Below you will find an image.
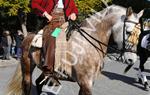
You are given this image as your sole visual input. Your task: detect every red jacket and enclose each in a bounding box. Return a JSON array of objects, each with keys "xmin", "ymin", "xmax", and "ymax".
[{"xmin": 31, "ymin": 0, "xmax": 78, "ymax": 18}]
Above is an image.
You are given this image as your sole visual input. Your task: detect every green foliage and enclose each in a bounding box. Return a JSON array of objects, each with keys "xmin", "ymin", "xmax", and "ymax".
[
  {"xmin": 75, "ymin": 0, "xmax": 112, "ymax": 21},
  {"xmin": 75, "ymin": 0, "xmax": 112, "ymax": 15},
  {"xmin": 0, "ymin": 0, "xmax": 31, "ymax": 16},
  {"xmin": 0, "ymin": 0, "xmax": 112, "ymax": 17}
]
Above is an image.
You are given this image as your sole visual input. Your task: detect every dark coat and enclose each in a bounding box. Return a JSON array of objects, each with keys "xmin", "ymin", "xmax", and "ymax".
[
  {"xmin": 1, "ymin": 36, "xmax": 8, "ymax": 47},
  {"xmin": 15, "ymin": 34, "xmax": 24, "ymax": 48}
]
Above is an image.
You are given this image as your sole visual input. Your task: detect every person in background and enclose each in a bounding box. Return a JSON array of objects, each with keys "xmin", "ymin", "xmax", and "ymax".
[
  {"xmin": 11, "ymin": 36, "xmax": 16, "ymax": 57},
  {"xmin": 1, "ymin": 30, "xmax": 12, "ymax": 60},
  {"xmin": 15, "ymin": 30, "xmax": 24, "ymax": 60}
]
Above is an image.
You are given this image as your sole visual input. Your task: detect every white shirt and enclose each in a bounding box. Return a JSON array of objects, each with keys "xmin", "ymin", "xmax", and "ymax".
[{"xmin": 57, "ymin": 0, "xmax": 64, "ymax": 8}]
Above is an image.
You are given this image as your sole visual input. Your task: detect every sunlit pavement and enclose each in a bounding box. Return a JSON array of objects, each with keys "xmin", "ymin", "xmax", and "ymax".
[
  {"xmin": 0, "ymin": 56, "xmax": 18, "ymax": 95},
  {"xmin": 1, "ymin": 54, "xmax": 150, "ymax": 95}
]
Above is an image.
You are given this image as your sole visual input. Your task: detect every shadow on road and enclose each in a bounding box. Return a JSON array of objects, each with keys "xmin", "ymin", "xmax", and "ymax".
[
  {"xmin": 134, "ymin": 67, "xmax": 150, "ymax": 80},
  {"xmin": 102, "ymin": 71, "xmax": 148, "ymax": 91},
  {"xmin": 134, "ymin": 67, "xmax": 150, "ymax": 74}
]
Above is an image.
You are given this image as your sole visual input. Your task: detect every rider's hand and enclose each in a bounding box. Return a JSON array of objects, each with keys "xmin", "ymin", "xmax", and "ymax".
[
  {"xmin": 68, "ymin": 13, "xmax": 77, "ymax": 21},
  {"xmin": 43, "ymin": 11, "xmax": 52, "ymax": 22}
]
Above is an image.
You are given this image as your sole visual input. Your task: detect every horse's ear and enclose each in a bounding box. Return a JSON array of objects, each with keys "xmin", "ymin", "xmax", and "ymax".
[
  {"xmin": 126, "ymin": 7, "xmax": 133, "ymax": 16},
  {"xmin": 137, "ymin": 9, "xmax": 144, "ymax": 18}
]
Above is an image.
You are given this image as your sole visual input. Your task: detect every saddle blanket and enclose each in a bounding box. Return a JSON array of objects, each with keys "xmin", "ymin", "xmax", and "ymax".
[
  {"xmin": 141, "ymin": 34, "xmax": 150, "ymax": 49},
  {"xmin": 31, "ymin": 22, "xmax": 69, "ymax": 49},
  {"xmin": 31, "ymin": 29, "xmax": 43, "ymax": 48}
]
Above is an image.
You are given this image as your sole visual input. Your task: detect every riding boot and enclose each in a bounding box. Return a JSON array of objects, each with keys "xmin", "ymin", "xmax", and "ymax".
[{"xmin": 42, "ymin": 35, "xmax": 56, "ymax": 76}]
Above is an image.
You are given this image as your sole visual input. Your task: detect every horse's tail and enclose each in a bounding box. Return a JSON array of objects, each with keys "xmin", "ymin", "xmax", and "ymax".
[{"xmin": 6, "ymin": 63, "xmax": 23, "ymax": 95}]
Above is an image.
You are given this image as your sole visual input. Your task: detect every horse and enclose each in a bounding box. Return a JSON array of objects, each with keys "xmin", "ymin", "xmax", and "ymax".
[{"xmin": 6, "ymin": 5, "xmax": 143, "ymax": 95}]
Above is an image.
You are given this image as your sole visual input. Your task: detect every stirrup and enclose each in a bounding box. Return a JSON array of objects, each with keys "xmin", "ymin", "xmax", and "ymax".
[
  {"xmin": 39, "ymin": 73, "xmax": 54, "ymax": 84},
  {"xmin": 39, "ymin": 74, "xmax": 61, "ymax": 86},
  {"xmin": 39, "ymin": 75, "xmax": 49, "ymax": 84}
]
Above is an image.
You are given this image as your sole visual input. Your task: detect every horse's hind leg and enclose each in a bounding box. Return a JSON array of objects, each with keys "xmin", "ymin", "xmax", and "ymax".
[
  {"xmin": 22, "ymin": 50, "xmax": 41, "ymax": 95},
  {"xmin": 22, "ymin": 55, "xmax": 32, "ymax": 95},
  {"xmin": 21, "ymin": 34, "xmax": 41, "ymax": 95}
]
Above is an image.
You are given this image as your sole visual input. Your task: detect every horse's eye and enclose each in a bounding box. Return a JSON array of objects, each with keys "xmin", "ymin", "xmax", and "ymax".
[{"xmin": 126, "ymin": 31, "xmax": 131, "ymax": 35}]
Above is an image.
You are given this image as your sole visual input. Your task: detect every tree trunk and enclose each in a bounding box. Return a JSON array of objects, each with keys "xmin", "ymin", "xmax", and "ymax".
[
  {"xmin": 21, "ymin": 21, "xmax": 28, "ymax": 37},
  {"xmin": 18, "ymin": 14, "xmax": 28, "ymax": 37}
]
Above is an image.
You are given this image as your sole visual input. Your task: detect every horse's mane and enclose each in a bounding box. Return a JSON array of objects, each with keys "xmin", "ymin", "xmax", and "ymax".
[{"xmin": 81, "ymin": 5, "xmax": 127, "ymax": 29}]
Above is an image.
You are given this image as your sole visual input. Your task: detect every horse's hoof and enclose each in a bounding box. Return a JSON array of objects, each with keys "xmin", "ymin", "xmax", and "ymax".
[{"xmin": 144, "ymin": 82, "xmax": 149, "ymax": 91}]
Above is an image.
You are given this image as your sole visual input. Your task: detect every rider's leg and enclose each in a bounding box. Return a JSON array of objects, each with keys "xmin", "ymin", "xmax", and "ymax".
[
  {"xmin": 42, "ymin": 35, "xmax": 55, "ymax": 75},
  {"xmin": 42, "ymin": 9, "xmax": 65, "ymax": 76}
]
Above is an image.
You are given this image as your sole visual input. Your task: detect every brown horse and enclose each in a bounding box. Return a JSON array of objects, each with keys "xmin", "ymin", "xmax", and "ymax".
[{"xmin": 6, "ymin": 5, "xmax": 142, "ymax": 95}]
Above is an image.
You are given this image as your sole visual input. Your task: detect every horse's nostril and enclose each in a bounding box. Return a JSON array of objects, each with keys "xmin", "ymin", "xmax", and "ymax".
[{"xmin": 128, "ymin": 59, "xmax": 133, "ymax": 63}]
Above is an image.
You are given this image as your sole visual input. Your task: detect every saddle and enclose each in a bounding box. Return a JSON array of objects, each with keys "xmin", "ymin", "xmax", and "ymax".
[
  {"xmin": 31, "ymin": 29, "xmax": 43, "ymax": 48},
  {"xmin": 31, "ymin": 22, "xmax": 69, "ymax": 48}
]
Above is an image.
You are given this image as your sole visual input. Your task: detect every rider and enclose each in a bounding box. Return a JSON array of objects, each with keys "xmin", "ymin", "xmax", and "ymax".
[{"xmin": 31, "ymin": 0, "xmax": 78, "ymax": 75}]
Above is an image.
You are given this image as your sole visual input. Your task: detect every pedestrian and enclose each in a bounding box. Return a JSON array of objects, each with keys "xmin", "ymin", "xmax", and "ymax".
[
  {"xmin": 15, "ymin": 30, "xmax": 24, "ymax": 60},
  {"xmin": 1, "ymin": 30, "xmax": 12, "ymax": 60},
  {"xmin": 31, "ymin": 0, "xmax": 78, "ymax": 75},
  {"xmin": 11, "ymin": 36, "xmax": 16, "ymax": 57}
]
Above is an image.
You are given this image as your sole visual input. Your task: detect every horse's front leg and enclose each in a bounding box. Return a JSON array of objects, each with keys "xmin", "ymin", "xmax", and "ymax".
[{"xmin": 78, "ymin": 77, "xmax": 93, "ymax": 95}]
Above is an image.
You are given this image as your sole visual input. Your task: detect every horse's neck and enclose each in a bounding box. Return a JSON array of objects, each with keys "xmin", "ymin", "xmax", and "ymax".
[
  {"xmin": 107, "ymin": 5, "xmax": 126, "ymax": 15},
  {"xmin": 96, "ymin": 14, "xmax": 119, "ymax": 46}
]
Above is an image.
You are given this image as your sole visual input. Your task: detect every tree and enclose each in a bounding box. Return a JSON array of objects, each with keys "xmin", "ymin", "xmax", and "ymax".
[
  {"xmin": 75, "ymin": 0, "xmax": 112, "ymax": 20},
  {"xmin": 0, "ymin": 0, "xmax": 31, "ymax": 37},
  {"xmin": 0, "ymin": 0, "xmax": 113, "ymax": 35}
]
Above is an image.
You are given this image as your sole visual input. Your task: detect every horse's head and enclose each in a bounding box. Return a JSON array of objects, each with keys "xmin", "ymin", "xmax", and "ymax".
[
  {"xmin": 122, "ymin": 8, "xmax": 143, "ymax": 65},
  {"xmin": 109, "ymin": 5, "xmax": 143, "ymax": 65},
  {"xmin": 123, "ymin": 24, "xmax": 141, "ymax": 64}
]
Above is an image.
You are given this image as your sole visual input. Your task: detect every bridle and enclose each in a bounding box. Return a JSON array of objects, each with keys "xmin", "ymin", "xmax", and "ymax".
[
  {"xmin": 65, "ymin": 12, "xmax": 141, "ymax": 62},
  {"xmin": 122, "ymin": 18, "xmax": 141, "ymax": 73},
  {"xmin": 122, "ymin": 17, "xmax": 140, "ymax": 53}
]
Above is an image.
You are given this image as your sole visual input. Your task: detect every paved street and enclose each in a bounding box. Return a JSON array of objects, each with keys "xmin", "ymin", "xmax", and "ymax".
[
  {"xmin": 0, "ymin": 57, "xmax": 18, "ymax": 95},
  {"xmin": 0, "ymin": 55, "xmax": 150, "ymax": 95}
]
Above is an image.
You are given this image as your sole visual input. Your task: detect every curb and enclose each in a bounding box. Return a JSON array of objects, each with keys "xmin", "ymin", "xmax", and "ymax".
[{"xmin": 0, "ymin": 58, "xmax": 19, "ymax": 67}]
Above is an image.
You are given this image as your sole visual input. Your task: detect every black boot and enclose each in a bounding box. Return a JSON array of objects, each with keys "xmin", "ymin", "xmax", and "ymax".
[{"xmin": 42, "ymin": 66, "xmax": 54, "ymax": 76}]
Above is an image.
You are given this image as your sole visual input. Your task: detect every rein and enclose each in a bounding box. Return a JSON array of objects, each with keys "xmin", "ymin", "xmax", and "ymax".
[
  {"xmin": 125, "ymin": 20, "xmax": 139, "ymax": 25},
  {"xmin": 67, "ymin": 20, "xmax": 122, "ymax": 57}
]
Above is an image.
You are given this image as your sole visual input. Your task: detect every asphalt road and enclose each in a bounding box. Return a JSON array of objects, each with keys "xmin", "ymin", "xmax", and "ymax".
[
  {"xmin": 0, "ymin": 55, "xmax": 150, "ymax": 95},
  {"xmin": 0, "ymin": 57, "xmax": 18, "ymax": 95}
]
